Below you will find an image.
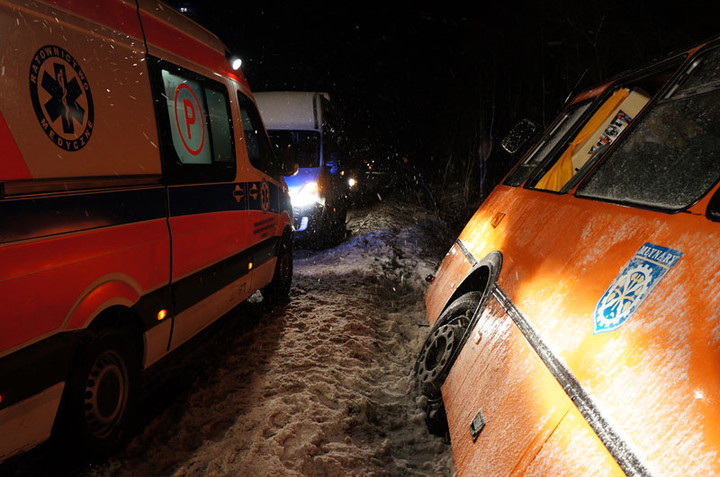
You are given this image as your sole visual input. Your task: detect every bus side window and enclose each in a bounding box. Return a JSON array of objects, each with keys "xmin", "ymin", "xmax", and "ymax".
[
  {"xmin": 533, "ymin": 88, "xmax": 649, "ymax": 192},
  {"xmin": 578, "ymin": 47, "xmax": 720, "ymax": 211},
  {"xmin": 504, "ymin": 101, "xmax": 592, "ymax": 187}
]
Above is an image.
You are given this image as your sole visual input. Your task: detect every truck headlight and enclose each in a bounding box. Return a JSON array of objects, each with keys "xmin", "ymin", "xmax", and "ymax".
[{"xmin": 290, "ymin": 181, "xmax": 324, "ymax": 207}]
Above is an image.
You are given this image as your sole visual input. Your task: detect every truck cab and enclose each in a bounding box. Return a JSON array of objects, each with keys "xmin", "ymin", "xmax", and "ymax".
[{"xmin": 255, "ymin": 91, "xmax": 349, "ymax": 245}]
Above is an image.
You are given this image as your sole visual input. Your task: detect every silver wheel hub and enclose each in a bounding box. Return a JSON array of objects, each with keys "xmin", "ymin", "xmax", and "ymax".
[
  {"xmin": 418, "ymin": 323, "xmax": 464, "ymax": 385},
  {"xmin": 83, "ymin": 350, "xmax": 129, "ymax": 438}
]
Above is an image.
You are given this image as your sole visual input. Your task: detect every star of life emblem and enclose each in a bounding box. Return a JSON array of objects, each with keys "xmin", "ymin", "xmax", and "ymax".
[
  {"xmin": 593, "ymin": 243, "xmax": 682, "ymax": 334},
  {"xmin": 260, "ymin": 179, "xmax": 271, "ymax": 213},
  {"xmin": 29, "ymin": 45, "xmax": 94, "ymax": 151}
]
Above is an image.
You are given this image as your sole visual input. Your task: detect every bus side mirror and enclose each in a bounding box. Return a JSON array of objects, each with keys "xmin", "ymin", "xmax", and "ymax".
[{"xmin": 501, "ymin": 119, "xmax": 538, "ymax": 154}]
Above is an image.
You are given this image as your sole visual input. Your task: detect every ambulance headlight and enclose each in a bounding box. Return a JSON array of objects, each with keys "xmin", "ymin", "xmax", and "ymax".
[
  {"xmin": 290, "ymin": 181, "xmax": 324, "ymax": 208},
  {"xmin": 348, "ymin": 177, "xmax": 357, "ymax": 188}
]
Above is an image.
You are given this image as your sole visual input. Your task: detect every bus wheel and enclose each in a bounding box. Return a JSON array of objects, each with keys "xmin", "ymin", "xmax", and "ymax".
[
  {"xmin": 416, "ymin": 292, "xmax": 481, "ymax": 435},
  {"xmin": 416, "ymin": 291, "xmax": 480, "ymax": 398}
]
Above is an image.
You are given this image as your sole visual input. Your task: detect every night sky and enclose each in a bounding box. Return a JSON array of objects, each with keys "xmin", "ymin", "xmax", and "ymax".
[{"xmin": 166, "ymin": 1, "xmax": 720, "ymax": 188}]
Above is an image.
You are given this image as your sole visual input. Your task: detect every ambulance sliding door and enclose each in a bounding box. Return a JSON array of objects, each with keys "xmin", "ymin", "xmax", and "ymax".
[
  {"xmin": 235, "ymin": 91, "xmax": 287, "ymax": 293},
  {"xmin": 147, "ymin": 58, "xmax": 254, "ymax": 350}
]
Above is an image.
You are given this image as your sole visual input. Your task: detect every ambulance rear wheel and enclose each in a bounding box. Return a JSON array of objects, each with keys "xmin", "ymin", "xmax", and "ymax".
[
  {"xmin": 262, "ymin": 235, "xmax": 293, "ymax": 306},
  {"xmin": 55, "ymin": 328, "xmax": 139, "ymax": 456}
]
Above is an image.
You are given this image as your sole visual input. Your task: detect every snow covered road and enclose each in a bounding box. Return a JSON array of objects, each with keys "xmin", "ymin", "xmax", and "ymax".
[{"xmin": 4, "ymin": 197, "xmax": 457, "ymax": 477}]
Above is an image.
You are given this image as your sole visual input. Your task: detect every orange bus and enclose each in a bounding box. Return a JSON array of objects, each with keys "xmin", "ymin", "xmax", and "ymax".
[
  {"xmin": 418, "ymin": 38, "xmax": 720, "ymax": 476},
  {"xmin": 0, "ymin": 0, "xmax": 294, "ymax": 460}
]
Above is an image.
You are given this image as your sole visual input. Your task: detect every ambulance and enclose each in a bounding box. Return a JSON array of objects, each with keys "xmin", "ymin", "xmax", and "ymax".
[
  {"xmin": 418, "ymin": 38, "xmax": 720, "ymax": 476},
  {"xmin": 0, "ymin": 0, "xmax": 295, "ymax": 460}
]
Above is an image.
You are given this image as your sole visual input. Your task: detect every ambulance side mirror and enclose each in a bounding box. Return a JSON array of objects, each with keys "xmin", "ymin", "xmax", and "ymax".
[{"xmin": 501, "ymin": 119, "xmax": 538, "ymax": 155}]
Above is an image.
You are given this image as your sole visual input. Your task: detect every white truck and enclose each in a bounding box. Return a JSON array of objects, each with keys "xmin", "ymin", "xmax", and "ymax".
[{"xmin": 255, "ymin": 92, "xmax": 349, "ymax": 245}]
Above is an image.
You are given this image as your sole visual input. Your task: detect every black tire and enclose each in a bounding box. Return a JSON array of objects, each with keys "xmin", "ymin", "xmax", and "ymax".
[
  {"xmin": 416, "ymin": 291, "xmax": 481, "ymax": 399},
  {"xmin": 330, "ymin": 206, "xmax": 347, "ymax": 244},
  {"xmin": 416, "ymin": 292, "xmax": 481, "ymax": 436},
  {"xmin": 261, "ymin": 235, "xmax": 293, "ymax": 306},
  {"xmin": 53, "ymin": 328, "xmax": 139, "ymax": 457},
  {"xmin": 314, "ymin": 205, "xmax": 346, "ymax": 249}
]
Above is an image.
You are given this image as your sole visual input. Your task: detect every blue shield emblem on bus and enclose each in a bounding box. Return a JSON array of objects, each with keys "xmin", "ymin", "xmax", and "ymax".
[{"xmin": 593, "ymin": 243, "xmax": 682, "ymax": 334}]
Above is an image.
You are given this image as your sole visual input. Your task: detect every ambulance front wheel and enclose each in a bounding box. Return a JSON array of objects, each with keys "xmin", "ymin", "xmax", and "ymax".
[
  {"xmin": 262, "ymin": 235, "xmax": 293, "ymax": 306},
  {"xmin": 54, "ymin": 327, "xmax": 140, "ymax": 456}
]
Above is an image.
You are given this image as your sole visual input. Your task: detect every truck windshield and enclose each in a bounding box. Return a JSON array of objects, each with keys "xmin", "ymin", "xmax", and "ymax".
[
  {"xmin": 268, "ymin": 130, "xmax": 321, "ymax": 168},
  {"xmin": 577, "ymin": 47, "xmax": 720, "ymax": 210}
]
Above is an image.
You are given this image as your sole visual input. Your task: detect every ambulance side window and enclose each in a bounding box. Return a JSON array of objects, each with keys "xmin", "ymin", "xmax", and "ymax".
[
  {"xmin": 237, "ymin": 93, "xmax": 277, "ymax": 176},
  {"xmin": 150, "ymin": 58, "xmax": 235, "ymax": 183}
]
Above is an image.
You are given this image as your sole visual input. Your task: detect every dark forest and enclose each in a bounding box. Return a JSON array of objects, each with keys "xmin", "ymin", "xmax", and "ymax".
[{"xmin": 169, "ymin": 1, "xmax": 720, "ymax": 217}]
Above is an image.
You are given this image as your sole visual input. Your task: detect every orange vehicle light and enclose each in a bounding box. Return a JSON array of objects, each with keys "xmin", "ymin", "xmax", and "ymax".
[
  {"xmin": 248, "ymin": 262, "xmax": 253, "ymax": 270},
  {"xmin": 157, "ymin": 309, "xmax": 167, "ymax": 321},
  {"xmin": 490, "ymin": 212, "xmax": 506, "ymax": 228}
]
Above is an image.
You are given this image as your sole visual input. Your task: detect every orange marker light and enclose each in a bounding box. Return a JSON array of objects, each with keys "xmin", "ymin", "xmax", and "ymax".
[
  {"xmin": 248, "ymin": 262, "xmax": 253, "ymax": 270},
  {"xmin": 491, "ymin": 212, "xmax": 506, "ymax": 228},
  {"xmin": 157, "ymin": 309, "xmax": 167, "ymax": 321}
]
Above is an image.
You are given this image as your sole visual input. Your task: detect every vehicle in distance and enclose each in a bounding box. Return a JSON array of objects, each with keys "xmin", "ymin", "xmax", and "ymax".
[{"xmin": 255, "ymin": 91, "xmax": 349, "ymax": 245}]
